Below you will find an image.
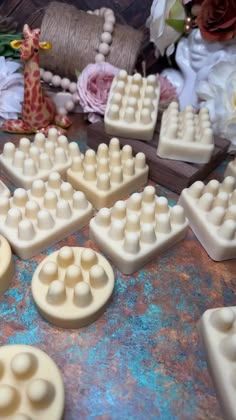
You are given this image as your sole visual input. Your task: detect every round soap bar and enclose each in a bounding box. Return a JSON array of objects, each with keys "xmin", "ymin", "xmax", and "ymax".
[
  {"xmin": 0, "ymin": 345, "xmax": 64, "ymax": 419},
  {"xmin": 31, "ymin": 247, "xmax": 115, "ymax": 328},
  {"xmin": 0, "ymin": 235, "xmax": 14, "ymax": 294}
]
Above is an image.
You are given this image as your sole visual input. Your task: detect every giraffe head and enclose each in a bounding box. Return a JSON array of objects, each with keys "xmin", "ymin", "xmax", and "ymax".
[{"xmin": 10, "ymin": 24, "xmax": 52, "ymax": 61}]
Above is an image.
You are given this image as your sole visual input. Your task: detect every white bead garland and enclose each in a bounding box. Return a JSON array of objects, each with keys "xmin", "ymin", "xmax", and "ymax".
[{"xmin": 87, "ymin": 7, "xmax": 116, "ymax": 64}]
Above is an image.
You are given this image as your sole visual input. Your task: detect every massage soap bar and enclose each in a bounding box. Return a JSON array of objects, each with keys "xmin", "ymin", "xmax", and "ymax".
[
  {"xmin": 104, "ymin": 70, "xmax": 160, "ymax": 141},
  {"xmin": 179, "ymin": 176, "xmax": 236, "ymax": 261},
  {"xmin": 0, "ymin": 128, "xmax": 81, "ymax": 189},
  {"xmin": 157, "ymin": 102, "xmax": 214, "ymax": 164},
  {"xmin": 0, "ymin": 172, "xmax": 93, "ymax": 259},
  {"xmin": 32, "ymin": 247, "xmax": 115, "ymax": 328},
  {"xmin": 67, "ymin": 137, "xmax": 149, "ymax": 209},
  {"xmin": 0, "ymin": 344, "xmax": 64, "ymax": 419},
  {"xmin": 90, "ymin": 186, "xmax": 188, "ymax": 274},
  {"xmin": 0, "ymin": 235, "xmax": 14, "ymax": 294}
]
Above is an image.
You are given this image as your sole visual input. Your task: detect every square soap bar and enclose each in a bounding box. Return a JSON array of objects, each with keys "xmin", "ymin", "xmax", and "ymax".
[
  {"xmin": 0, "ymin": 180, "xmax": 10, "ymax": 197},
  {"xmin": 225, "ymin": 158, "xmax": 236, "ymax": 178},
  {"xmin": 199, "ymin": 306, "xmax": 236, "ymax": 420},
  {"xmin": 178, "ymin": 176, "xmax": 236, "ymax": 261},
  {"xmin": 157, "ymin": 102, "xmax": 214, "ymax": 164},
  {"xmin": 67, "ymin": 138, "xmax": 149, "ymax": 209},
  {"xmin": 0, "ymin": 235, "xmax": 14, "ymax": 294},
  {"xmin": 0, "ymin": 172, "xmax": 93, "ymax": 259},
  {"xmin": 32, "ymin": 247, "xmax": 115, "ymax": 328},
  {"xmin": 90, "ymin": 186, "xmax": 188, "ymax": 274},
  {"xmin": 0, "ymin": 344, "xmax": 64, "ymax": 419},
  {"xmin": 104, "ymin": 70, "xmax": 160, "ymax": 141},
  {"xmin": 0, "ymin": 127, "xmax": 81, "ymax": 189}
]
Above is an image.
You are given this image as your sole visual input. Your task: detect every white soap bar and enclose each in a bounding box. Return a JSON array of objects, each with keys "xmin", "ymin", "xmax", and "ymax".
[
  {"xmin": 0, "ymin": 235, "xmax": 14, "ymax": 294},
  {"xmin": 90, "ymin": 186, "xmax": 188, "ymax": 274},
  {"xmin": 0, "ymin": 172, "xmax": 93, "ymax": 259},
  {"xmin": 0, "ymin": 344, "xmax": 64, "ymax": 419},
  {"xmin": 0, "ymin": 180, "xmax": 10, "ymax": 197},
  {"xmin": 104, "ymin": 70, "xmax": 160, "ymax": 141},
  {"xmin": 225, "ymin": 158, "xmax": 236, "ymax": 178},
  {"xmin": 199, "ymin": 306, "xmax": 236, "ymax": 420},
  {"xmin": 0, "ymin": 127, "xmax": 81, "ymax": 189},
  {"xmin": 157, "ymin": 102, "xmax": 214, "ymax": 164},
  {"xmin": 32, "ymin": 246, "xmax": 115, "ymax": 328},
  {"xmin": 178, "ymin": 176, "xmax": 236, "ymax": 261},
  {"xmin": 67, "ymin": 137, "xmax": 149, "ymax": 209}
]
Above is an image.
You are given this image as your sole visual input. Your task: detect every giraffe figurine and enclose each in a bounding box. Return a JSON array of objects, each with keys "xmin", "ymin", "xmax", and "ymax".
[{"xmin": 2, "ymin": 24, "xmax": 71, "ymax": 134}]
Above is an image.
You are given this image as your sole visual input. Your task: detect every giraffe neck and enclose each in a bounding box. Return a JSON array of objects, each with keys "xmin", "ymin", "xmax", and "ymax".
[{"xmin": 23, "ymin": 54, "xmax": 43, "ymax": 104}]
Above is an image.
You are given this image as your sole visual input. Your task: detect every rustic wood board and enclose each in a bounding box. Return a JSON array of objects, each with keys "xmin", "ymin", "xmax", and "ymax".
[{"xmin": 87, "ymin": 121, "xmax": 230, "ymax": 194}]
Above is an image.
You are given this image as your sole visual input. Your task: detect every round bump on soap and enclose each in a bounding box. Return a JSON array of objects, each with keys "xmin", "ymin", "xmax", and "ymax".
[
  {"xmin": 47, "ymin": 280, "xmax": 66, "ymax": 305},
  {"xmin": 145, "ymin": 85, "xmax": 155, "ymax": 99},
  {"xmin": 108, "ymin": 104, "xmax": 119, "ymax": 120},
  {"xmin": 211, "ymin": 308, "xmax": 235, "ymax": 331},
  {"xmin": 90, "ymin": 264, "xmax": 108, "ymax": 288},
  {"xmin": 81, "ymin": 248, "xmax": 98, "ymax": 270},
  {"xmin": 57, "ymin": 135, "xmax": 68, "ymax": 150},
  {"xmin": 141, "ymin": 108, "xmax": 151, "ymax": 124},
  {"xmin": 3, "ymin": 142, "xmax": 16, "ymax": 159},
  {"xmin": 111, "ymin": 200, "xmax": 126, "ymax": 219},
  {"xmin": 18, "ymin": 219, "xmax": 35, "ymax": 241},
  {"xmin": 37, "ymin": 210, "xmax": 55, "ymax": 230},
  {"xmin": 110, "ymin": 151, "xmax": 121, "ymax": 167},
  {"xmin": 34, "ymin": 132, "xmax": 46, "ymax": 146},
  {"xmin": 130, "ymin": 84, "xmax": 139, "ymax": 97},
  {"xmin": 54, "ymin": 147, "xmax": 67, "ymax": 164},
  {"xmin": 47, "ymin": 127, "xmax": 58, "ymax": 142},
  {"xmin": 25, "ymin": 200, "xmax": 40, "ymax": 219},
  {"xmin": 140, "ymin": 225, "xmax": 156, "ymax": 244},
  {"xmin": 97, "ymin": 173, "xmax": 110, "ymax": 191},
  {"xmin": 97, "ymin": 158, "xmax": 109, "ymax": 174},
  {"xmin": 83, "ymin": 165, "xmax": 96, "ymax": 182},
  {"xmin": 121, "ymin": 144, "xmax": 132, "ymax": 161},
  {"xmin": 140, "ymin": 206, "xmax": 155, "ymax": 223},
  {"xmin": 110, "ymin": 166, "xmax": 123, "ymax": 183},
  {"xmin": 6, "ymin": 207, "xmax": 22, "ymax": 228},
  {"xmin": 73, "ymin": 282, "xmax": 92, "ymax": 307},
  {"xmin": 65, "ymin": 265, "xmax": 83, "ymax": 287},
  {"xmin": 27, "ymin": 378, "xmax": 55, "ymax": 406},
  {"xmin": 39, "ymin": 153, "xmax": 52, "ymax": 170},
  {"xmin": 124, "ymin": 107, "xmax": 135, "ymax": 123},
  {"xmin": 204, "ymin": 179, "xmax": 219, "ymax": 196},
  {"xmin": 0, "ymin": 384, "xmax": 19, "ymax": 414},
  {"xmin": 13, "ymin": 189, "xmax": 28, "ymax": 207},
  {"xmin": 109, "ymin": 137, "xmax": 120, "ymax": 152},
  {"xmin": 156, "ymin": 213, "xmax": 171, "ymax": 234},
  {"xmin": 19, "ymin": 137, "xmax": 31, "ymax": 153},
  {"xmin": 97, "ymin": 143, "xmax": 109, "ymax": 159},
  {"xmin": 218, "ymin": 219, "xmax": 236, "ymax": 240},
  {"xmin": 115, "ymin": 80, "xmax": 125, "ymax": 94},
  {"xmin": 198, "ymin": 192, "xmax": 214, "ymax": 211},
  {"xmin": 221, "ymin": 176, "xmax": 235, "ymax": 193},
  {"xmin": 69, "ymin": 142, "xmax": 80, "ymax": 157},
  {"xmin": 147, "ymin": 74, "xmax": 156, "ymax": 86},
  {"xmin": 109, "ymin": 219, "xmax": 125, "ymax": 240},
  {"xmin": 71, "ymin": 156, "xmax": 83, "ymax": 172},
  {"xmin": 133, "ymin": 73, "xmax": 142, "ymax": 85},
  {"xmin": 207, "ymin": 207, "xmax": 225, "ymax": 226},
  {"xmin": 60, "ymin": 182, "xmax": 74, "ymax": 200},
  {"xmin": 213, "ymin": 191, "xmax": 229, "ymax": 209},
  {"xmin": 47, "ymin": 172, "xmax": 61, "ymax": 189},
  {"xmin": 142, "ymin": 185, "xmax": 156, "ymax": 203},
  {"xmin": 57, "ymin": 246, "xmax": 74, "ymax": 267},
  {"xmin": 11, "ymin": 352, "xmax": 37, "ymax": 378},
  {"xmin": 23, "ymin": 158, "xmax": 37, "ymax": 176},
  {"xmin": 188, "ymin": 181, "xmax": 204, "ymax": 198},
  {"xmin": 72, "ymin": 191, "xmax": 88, "ymax": 210},
  {"xmin": 31, "ymin": 180, "xmax": 46, "ymax": 198},
  {"xmin": 0, "ymin": 197, "xmax": 10, "ymax": 215},
  {"xmin": 111, "ymin": 92, "xmax": 122, "ymax": 105},
  {"xmin": 44, "ymin": 191, "xmax": 58, "ymax": 210},
  {"xmin": 84, "ymin": 149, "xmax": 96, "ymax": 165},
  {"xmin": 123, "ymin": 232, "xmax": 140, "ymax": 254},
  {"xmin": 170, "ymin": 205, "xmax": 186, "ymax": 225},
  {"xmin": 125, "ymin": 213, "xmax": 140, "ymax": 232},
  {"xmin": 135, "ymin": 152, "xmax": 146, "ymax": 169},
  {"xmin": 118, "ymin": 70, "xmax": 128, "ymax": 81},
  {"xmin": 39, "ymin": 261, "xmax": 58, "ymax": 284},
  {"xmin": 123, "ymin": 159, "xmax": 135, "ymax": 176},
  {"xmin": 95, "ymin": 208, "xmax": 111, "ymax": 226},
  {"xmin": 127, "ymin": 193, "xmax": 142, "ymax": 211}
]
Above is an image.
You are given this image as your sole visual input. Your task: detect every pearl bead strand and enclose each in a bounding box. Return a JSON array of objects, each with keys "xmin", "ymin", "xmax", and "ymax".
[
  {"xmin": 87, "ymin": 7, "xmax": 116, "ymax": 63},
  {"xmin": 40, "ymin": 68, "xmax": 80, "ymax": 116}
]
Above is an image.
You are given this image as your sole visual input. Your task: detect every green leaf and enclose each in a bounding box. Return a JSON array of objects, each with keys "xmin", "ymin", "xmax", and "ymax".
[
  {"xmin": 165, "ymin": 18, "xmax": 185, "ymax": 34},
  {"xmin": 169, "ymin": 0, "xmax": 185, "ymax": 20}
]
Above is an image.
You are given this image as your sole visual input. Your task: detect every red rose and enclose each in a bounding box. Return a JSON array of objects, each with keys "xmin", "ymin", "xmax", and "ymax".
[{"xmin": 197, "ymin": 0, "xmax": 236, "ymax": 42}]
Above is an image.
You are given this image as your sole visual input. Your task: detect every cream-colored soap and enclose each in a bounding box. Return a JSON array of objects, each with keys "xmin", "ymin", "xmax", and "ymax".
[
  {"xmin": 225, "ymin": 158, "xmax": 236, "ymax": 179},
  {"xmin": 178, "ymin": 176, "xmax": 236, "ymax": 261},
  {"xmin": 0, "ymin": 344, "xmax": 64, "ymax": 419},
  {"xmin": 32, "ymin": 246, "xmax": 115, "ymax": 328},
  {"xmin": 0, "ymin": 128, "xmax": 81, "ymax": 189},
  {"xmin": 0, "ymin": 235, "xmax": 14, "ymax": 294},
  {"xmin": 0, "ymin": 180, "xmax": 10, "ymax": 197},
  {"xmin": 104, "ymin": 71, "xmax": 160, "ymax": 141},
  {"xmin": 199, "ymin": 306, "xmax": 236, "ymax": 420},
  {"xmin": 67, "ymin": 138, "xmax": 149, "ymax": 209},
  {"xmin": 0, "ymin": 172, "xmax": 93, "ymax": 259},
  {"xmin": 157, "ymin": 102, "xmax": 214, "ymax": 164},
  {"xmin": 90, "ymin": 186, "xmax": 188, "ymax": 274}
]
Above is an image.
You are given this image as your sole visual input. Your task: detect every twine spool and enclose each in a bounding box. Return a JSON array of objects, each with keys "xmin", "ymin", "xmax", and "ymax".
[{"xmin": 39, "ymin": 2, "xmax": 143, "ymax": 79}]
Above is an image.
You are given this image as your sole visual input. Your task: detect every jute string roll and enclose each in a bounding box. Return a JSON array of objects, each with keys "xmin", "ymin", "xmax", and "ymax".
[{"xmin": 39, "ymin": 2, "xmax": 143, "ymax": 79}]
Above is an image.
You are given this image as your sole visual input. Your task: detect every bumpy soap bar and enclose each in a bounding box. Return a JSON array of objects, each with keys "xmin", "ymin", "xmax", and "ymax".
[
  {"xmin": 157, "ymin": 102, "xmax": 214, "ymax": 164},
  {"xmin": 0, "ymin": 172, "xmax": 93, "ymax": 259},
  {"xmin": 199, "ymin": 306, "xmax": 236, "ymax": 420},
  {"xmin": 225, "ymin": 158, "xmax": 236, "ymax": 178},
  {"xmin": 67, "ymin": 138, "xmax": 149, "ymax": 209},
  {"xmin": 0, "ymin": 128, "xmax": 81, "ymax": 189},
  {"xmin": 90, "ymin": 186, "xmax": 188, "ymax": 274},
  {"xmin": 0, "ymin": 235, "xmax": 14, "ymax": 294},
  {"xmin": 179, "ymin": 176, "xmax": 236, "ymax": 261},
  {"xmin": 0, "ymin": 344, "xmax": 64, "ymax": 419},
  {"xmin": 0, "ymin": 180, "xmax": 10, "ymax": 197},
  {"xmin": 32, "ymin": 247, "xmax": 115, "ymax": 328},
  {"xmin": 104, "ymin": 70, "xmax": 160, "ymax": 141}
]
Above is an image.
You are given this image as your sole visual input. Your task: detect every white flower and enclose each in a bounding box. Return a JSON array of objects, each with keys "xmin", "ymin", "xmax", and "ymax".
[
  {"xmin": 196, "ymin": 59, "xmax": 236, "ymax": 150},
  {"xmin": 146, "ymin": 0, "xmax": 185, "ymax": 56},
  {"xmin": 0, "ymin": 57, "xmax": 23, "ymax": 123}
]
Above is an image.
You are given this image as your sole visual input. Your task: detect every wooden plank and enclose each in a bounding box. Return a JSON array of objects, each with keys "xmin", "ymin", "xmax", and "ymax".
[{"xmin": 87, "ymin": 121, "xmax": 230, "ymax": 194}]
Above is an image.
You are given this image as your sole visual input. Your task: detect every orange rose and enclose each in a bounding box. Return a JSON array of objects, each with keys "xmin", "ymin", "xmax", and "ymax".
[{"xmin": 197, "ymin": 0, "xmax": 236, "ymax": 42}]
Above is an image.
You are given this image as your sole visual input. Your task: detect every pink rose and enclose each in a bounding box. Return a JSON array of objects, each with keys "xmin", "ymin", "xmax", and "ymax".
[
  {"xmin": 77, "ymin": 63, "xmax": 119, "ymax": 123},
  {"xmin": 159, "ymin": 75, "xmax": 177, "ymax": 104}
]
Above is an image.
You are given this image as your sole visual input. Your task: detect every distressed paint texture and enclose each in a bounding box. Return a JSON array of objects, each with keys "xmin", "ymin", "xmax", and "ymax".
[{"xmin": 0, "ymin": 121, "xmax": 235, "ymax": 420}]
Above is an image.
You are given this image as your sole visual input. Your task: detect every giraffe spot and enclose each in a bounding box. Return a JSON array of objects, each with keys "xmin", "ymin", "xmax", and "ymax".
[
  {"xmin": 25, "ymin": 90, "xmax": 30, "ymax": 98},
  {"xmin": 33, "ymin": 70, "xmax": 40, "ymax": 78},
  {"xmin": 35, "ymin": 113, "xmax": 43, "ymax": 121}
]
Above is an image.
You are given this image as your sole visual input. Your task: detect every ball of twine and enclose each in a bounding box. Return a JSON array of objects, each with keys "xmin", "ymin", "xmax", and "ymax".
[{"xmin": 39, "ymin": 2, "xmax": 143, "ymax": 79}]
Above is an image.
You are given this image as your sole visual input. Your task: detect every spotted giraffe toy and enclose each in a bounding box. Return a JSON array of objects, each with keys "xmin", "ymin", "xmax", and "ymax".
[{"xmin": 2, "ymin": 24, "xmax": 71, "ymax": 134}]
